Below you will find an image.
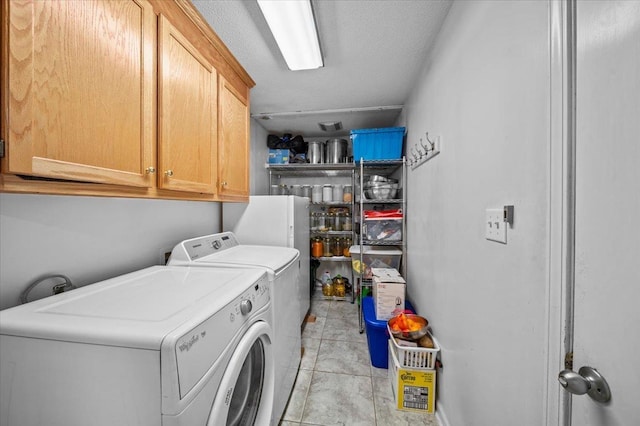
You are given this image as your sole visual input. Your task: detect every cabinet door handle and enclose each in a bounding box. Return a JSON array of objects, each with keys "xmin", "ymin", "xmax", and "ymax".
[
  {"xmin": 221, "ymin": 181, "xmax": 228, "ymax": 187},
  {"xmin": 165, "ymin": 170, "xmax": 174, "ymax": 177},
  {"xmin": 145, "ymin": 167, "xmax": 156, "ymax": 174}
]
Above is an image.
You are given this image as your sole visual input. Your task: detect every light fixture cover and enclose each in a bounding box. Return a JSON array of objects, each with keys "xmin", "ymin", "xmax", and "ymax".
[{"xmin": 257, "ymin": 0, "xmax": 323, "ymax": 71}]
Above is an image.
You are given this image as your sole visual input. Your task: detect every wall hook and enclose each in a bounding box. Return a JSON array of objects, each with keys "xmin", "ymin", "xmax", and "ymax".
[
  {"xmin": 410, "ymin": 146, "xmax": 420, "ymax": 162},
  {"xmin": 425, "ymin": 132, "xmax": 435, "ymax": 151},
  {"xmin": 420, "ymin": 138, "xmax": 433, "ymax": 155},
  {"xmin": 410, "ymin": 131, "xmax": 442, "ymax": 171}
]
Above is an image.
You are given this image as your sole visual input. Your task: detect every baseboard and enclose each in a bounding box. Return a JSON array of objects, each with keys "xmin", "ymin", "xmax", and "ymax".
[{"xmin": 436, "ymin": 402, "xmax": 451, "ymax": 426}]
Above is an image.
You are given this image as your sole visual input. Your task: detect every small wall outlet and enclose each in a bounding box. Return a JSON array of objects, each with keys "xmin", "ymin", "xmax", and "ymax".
[
  {"xmin": 159, "ymin": 250, "xmax": 172, "ymax": 265},
  {"xmin": 486, "ymin": 208, "xmax": 507, "ymax": 244}
]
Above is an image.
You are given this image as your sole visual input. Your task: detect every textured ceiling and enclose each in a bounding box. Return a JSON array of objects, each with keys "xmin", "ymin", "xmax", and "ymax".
[{"xmin": 192, "ymin": 0, "xmax": 453, "ymax": 138}]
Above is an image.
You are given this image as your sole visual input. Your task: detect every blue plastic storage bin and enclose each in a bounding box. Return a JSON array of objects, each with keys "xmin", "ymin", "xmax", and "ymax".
[
  {"xmin": 351, "ymin": 127, "xmax": 405, "ymax": 161},
  {"xmin": 362, "ymin": 296, "xmax": 414, "ymax": 368}
]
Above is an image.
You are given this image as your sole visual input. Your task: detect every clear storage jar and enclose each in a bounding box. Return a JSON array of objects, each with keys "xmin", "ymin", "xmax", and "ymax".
[
  {"xmin": 333, "ymin": 212, "xmax": 343, "ymax": 231},
  {"xmin": 342, "ymin": 212, "xmax": 352, "ymax": 231},
  {"xmin": 317, "ymin": 212, "xmax": 329, "ymax": 232},
  {"xmin": 301, "ymin": 185, "xmax": 312, "ymax": 199},
  {"xmin": 343, "ymin": 185, "xmax": 353, "ymax": 202},
  {"xmin": 323, "ymin": 237, "xmax": 333, "ymax": 257},
  {"xmin": 311, "ymin": 185, "xmax": 323, "ymax": 203},
  {"xmin": 322, "ymin": 184, "xmax": 333, "ymax": 202},
  {"xmin": 332, "ymin": 237, "xmax": 343, "ymax": 257},
  {"xmin": 332, "ymin": 184, "xmax": 343, "ymax": 203}
]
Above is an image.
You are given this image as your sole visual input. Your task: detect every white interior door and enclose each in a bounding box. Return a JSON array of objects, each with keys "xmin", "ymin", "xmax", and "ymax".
[{"xmin": 570, "ymin": 1, "xmax": 640, "ymax": 424}]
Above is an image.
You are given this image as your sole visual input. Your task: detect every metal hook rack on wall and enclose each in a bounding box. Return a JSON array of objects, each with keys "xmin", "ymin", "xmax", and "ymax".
[{"xmin": 408, "ymin": 132, "xmax": 441, "ymax": 170}]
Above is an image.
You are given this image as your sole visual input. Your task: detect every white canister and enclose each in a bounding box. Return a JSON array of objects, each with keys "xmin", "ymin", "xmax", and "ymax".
[
  {"xmin": 332, "ymin": 184, "xmax": 343, "ymax": 203},
  {"xmin": 311, "ymin": 185, "xmax": 323, "ymax": 203},
  {"xmin": 301, "ymin": 185, "xmax": 312, "ymax": 199},
  {"xmin": 322, "ymin": 184, "xmax": 333, "ymax": 202}
]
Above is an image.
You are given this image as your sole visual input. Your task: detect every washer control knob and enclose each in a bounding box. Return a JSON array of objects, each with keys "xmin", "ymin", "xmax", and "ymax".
[{"xmin": 240, "ymin": 299, "xmax": 252, "ymax": 315}]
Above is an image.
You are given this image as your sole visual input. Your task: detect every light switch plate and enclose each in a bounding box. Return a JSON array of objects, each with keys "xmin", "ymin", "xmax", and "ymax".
[{"xmin": 486, "ymin": 208, "xmax": 507, "ymax": 244}]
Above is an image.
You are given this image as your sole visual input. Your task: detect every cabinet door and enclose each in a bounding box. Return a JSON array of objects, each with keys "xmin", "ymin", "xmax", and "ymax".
[
  {"xmin": 2, "ymin": 0, "xmax": 155, "ymax": 186},
  {"xmin": 158, "ymin": 15, "xmax": 217, "ymax": 194},
  {"xmin": 218, "ymin": 77, "xmax": 249, "ymax": 199}
]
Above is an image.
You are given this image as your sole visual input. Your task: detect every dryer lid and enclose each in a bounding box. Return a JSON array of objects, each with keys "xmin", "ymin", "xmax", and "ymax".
[
  {"xmin": 169, "ymin": 232, "xmax": 299, "ymax": 273},
  {"xmin": 0, "ymin": 266, "xmax": 267, "ymax": 349},
  {"xmin": 195, "ymin": 245, "xmax": 299, "ymax": 273}
]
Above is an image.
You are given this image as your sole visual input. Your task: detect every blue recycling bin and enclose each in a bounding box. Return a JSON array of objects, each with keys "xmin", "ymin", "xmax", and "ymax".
[{"xmin": 362, "ymin": 296, "xmax": 414, "ymax": 368}]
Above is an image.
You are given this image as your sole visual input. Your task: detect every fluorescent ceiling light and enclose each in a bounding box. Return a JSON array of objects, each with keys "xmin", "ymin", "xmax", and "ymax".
[{"xmin": 257, "ymin": 0, "xmax": 323, "ymax": 71}]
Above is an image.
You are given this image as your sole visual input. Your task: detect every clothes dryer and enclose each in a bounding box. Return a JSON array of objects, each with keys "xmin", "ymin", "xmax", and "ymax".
[
  {"xmin": 0, "ymin": 265, "xmax": 274, "ymax": 426},
  {"xmin": 169, "ymin": 232, "xmax": 301, "ymax": 425}
]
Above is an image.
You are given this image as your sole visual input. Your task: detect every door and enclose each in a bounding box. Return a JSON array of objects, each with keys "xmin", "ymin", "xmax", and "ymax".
[
  {"xmin": 2, "ymin": 0, "xmax": 155, "ymax": 186},
  {"xmin": 158, "ymin": 15, "xmax": 217, "ymax": 194},
  {"xmin": 218, "ymin": 76, "xmax": 250, "ymax": 199},
  {"xmin": 207, "ymin": 321, "xmax": 274, "ymax": 426},
  {"xmin": 566, "ymin": 1, "xmax": 640, "ymax": 424}
]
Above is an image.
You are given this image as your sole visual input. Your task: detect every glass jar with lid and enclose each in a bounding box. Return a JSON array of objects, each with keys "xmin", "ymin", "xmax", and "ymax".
[
  {"xmin": 311, "ymin": 185, "xmax": 323, "ymax": 203},
  {"xmin": 323, "ymin": 237, "xmax": 333, "ymax": 257},
  {"xmin": 333, "ymin": 211, "xmax": 343, "ymax": 231},
  {"xmin": 309, "ymin": 212, "xmax": 317, "ymax": 231},
  {"xmin": 332, "ymin": 237, "xmax": 343, "ymax": 257},
  {"xmin": 322, "ymin": 184, "xmax": 333, "ymax": 202},
  {"xmin": 301, "ymin": 185, "xmax": 312, "ymax": 199},
  {"xmin": 342, "ymin": 212, "xmax": 352, "ymax": 231},
  {"xmin": 332, "ymin": 184, "xmax": 343, "ymax": 202},
  {"xmin": 311, "ymin": 237, "xmax": 323, "ymax": 258},
  {"xmin": 343, "ymin": 237, "xmax": 353, "ymax": 257},
  {"xmin": 343, "ymin": 185, "xmax": 353, "ymax": 202},
  {"xmin": 317, "ymin": 211, "xmax": 328, "ymax": 232},
  {"xmin": 325, "ymin": 212, "xmax": 334, "ymax": 231}
]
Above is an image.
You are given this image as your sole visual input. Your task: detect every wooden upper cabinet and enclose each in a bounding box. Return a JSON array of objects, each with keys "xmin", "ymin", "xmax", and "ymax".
[
  {"xmin": 158, "ymin": 15, "xmax": 217, "ymax": 194},
  {"xmin": 2, "ymin": 0, "xmax": 156, "ymax": 187},
  {"xmin": 218, "ymin": 76, "xmax": 250, "ymax": 199}
]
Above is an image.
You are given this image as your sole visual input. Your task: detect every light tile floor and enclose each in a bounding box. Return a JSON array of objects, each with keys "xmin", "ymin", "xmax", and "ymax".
[{"xmin": 279, "ymin": 294, "xmax": 438, "ymax": 426}]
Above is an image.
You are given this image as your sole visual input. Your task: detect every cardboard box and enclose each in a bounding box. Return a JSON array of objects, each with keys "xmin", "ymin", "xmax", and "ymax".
[
  {"xmin": 268, "ymin": 149, "xmax": 289, "ymax": 164},
  {"xmin": 372, "ymin": 273, "xmax": 406, "ymax": 321},
  {"xmin": 388, "ymin": 340, "xmax": 436, "ymax": 413},
  {"xmin": 371, "ymin": 267, "xmax": 403, "ymax": 281}
]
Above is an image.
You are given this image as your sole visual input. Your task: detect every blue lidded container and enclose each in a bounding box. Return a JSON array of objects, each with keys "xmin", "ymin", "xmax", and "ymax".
[{"xmin": 362, "ymin": 296, "xmax": 414, "ymax": 368}]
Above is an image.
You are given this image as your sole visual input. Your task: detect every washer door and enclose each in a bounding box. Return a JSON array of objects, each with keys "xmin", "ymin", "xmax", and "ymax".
[{"xmin": 207, "ymin": 321, "xmax": 274, "ymax": 426}]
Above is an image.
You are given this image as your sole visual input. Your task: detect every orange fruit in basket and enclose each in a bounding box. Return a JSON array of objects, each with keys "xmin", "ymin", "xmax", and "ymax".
[{"xmin": 388, "ymin": 313, "xmax": 429, "ymax": 340}]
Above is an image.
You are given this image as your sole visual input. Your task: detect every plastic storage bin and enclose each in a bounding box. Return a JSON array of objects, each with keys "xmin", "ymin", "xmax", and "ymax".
[
  {"xmin": 351, "ymin": 127, "xmax": 405, "ymax": 161},
  {"xmin": 362, "ymin": 296, "xmax": 413, "ymax": 368},
  {"xmin": 350, "ymin": 245, "xmax": 402, "ymax": 279},
  {"xmin": 363, "ymin": 209, "xmax": 403, "ymax": 242}
]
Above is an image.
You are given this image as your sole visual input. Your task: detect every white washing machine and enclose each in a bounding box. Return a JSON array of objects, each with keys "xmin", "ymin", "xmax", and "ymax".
[
  {"xmin": 169, "ymin": 232, "xmax": 300, "ymax": 425},
  {"xmin": 0, "ymin": 265, "xmax": 275, "ymax": 426}
]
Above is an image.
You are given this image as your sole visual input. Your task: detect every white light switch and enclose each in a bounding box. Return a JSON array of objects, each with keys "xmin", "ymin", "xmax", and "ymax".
[{"xmin": 486, "ymin": 208, "xmax": 507, "ymax": 244}]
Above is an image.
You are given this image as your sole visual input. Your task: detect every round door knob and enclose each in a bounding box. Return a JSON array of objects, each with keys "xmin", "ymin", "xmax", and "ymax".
[
  {"xmin": 558, "ymin": 370, "xmax": 590, "ymax": 395},
  {"xmin": 145, "ymin": 167, "xmax": 156, "ymax": 174},
  {"xmin": 164, "ymin": 170, "xmax": 174, "ymax": 177},
  {"xmin": 558, "ymin": 366, "xmax": 611, "ymax": 402},
  {"xmin": 239, "ymin": 299, "xmax": 252, "ymax": 315},
  {"xmin": 222, "ymin": 181, "xmax": 228, "ymax": 187}
]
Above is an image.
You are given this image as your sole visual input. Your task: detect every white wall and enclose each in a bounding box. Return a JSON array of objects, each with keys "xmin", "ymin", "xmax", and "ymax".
[
  {"xmin": 402, "ymin": 1, "xmax": 552, "ymax": 425},
  {"xmin": 0, "ymin": 194, "xmax": 219, "ymax": 310},
  {"xmin": 0, "ymin": 119, "xmax": 269, "ymax": 311},
  {"xmin": 250, "ymin": 118, "xmax": 271, "ymax": 195}
]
